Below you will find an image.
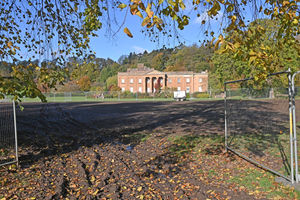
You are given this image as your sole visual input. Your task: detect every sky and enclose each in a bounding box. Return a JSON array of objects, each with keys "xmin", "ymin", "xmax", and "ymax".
[
  {"xmin": 10, "ymin": 0, "xmax": 268, "ymax": 63},
  {"xmin": 89, "ymin": 1, "xmax": 225, "ymax": 62}
]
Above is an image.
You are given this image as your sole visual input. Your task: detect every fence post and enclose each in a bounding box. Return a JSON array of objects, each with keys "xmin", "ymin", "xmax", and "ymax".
[
  {"xmin": 224, "ymin": 84, "xmax": 228, "ymax": 152},
  {"xmin": 288, "ymin": 70, "xmax": 295, "ymax": 184},
  {"xmin": 13, "ymin": 100, "xmax": 18, "ymax": 167},
  {"xmin": 292, "ymin": 71, "xmax": 300, "ymax": 183}
]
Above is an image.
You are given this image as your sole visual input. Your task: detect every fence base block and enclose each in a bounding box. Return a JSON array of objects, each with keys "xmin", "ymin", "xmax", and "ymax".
[{"xmin": 275, "ymin": 177, "xmax": 300, "ymax": 190}]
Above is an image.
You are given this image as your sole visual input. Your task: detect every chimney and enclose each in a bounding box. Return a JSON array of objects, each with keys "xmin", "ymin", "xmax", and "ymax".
[{"xmin": 137, "ymin": 63, "xmax": 144, "ymax": 69}]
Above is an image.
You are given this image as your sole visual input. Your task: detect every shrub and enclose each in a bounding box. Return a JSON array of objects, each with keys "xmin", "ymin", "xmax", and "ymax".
[{"xmin": 192, "ymin": 92, "xmax": 210, "ymax": 98}]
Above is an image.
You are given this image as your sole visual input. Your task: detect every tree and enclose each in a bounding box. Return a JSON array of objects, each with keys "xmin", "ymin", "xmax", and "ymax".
[
  {"xmin": 212, "ymin": 19, "xmax": 299, "ymax": 87},
  {"xmin": 106, "ymin": 75, "xmax": 118, "ymax": 89},
  {"xmin": 0, "ymin": 0, "xmax": 298, "ymax": 101},
  {"xmin": 77, "ymin": 76, "xmax": 91, "ymax": 91}
]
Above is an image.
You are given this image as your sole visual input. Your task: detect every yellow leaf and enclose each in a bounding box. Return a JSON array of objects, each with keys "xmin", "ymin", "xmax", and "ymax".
[
  {"xmin": 142, "ymin": 17, "xmax": 151, "ymax": 26},
  {"xmin": 146, "ymin": 3, "xmax": 154, "ymax": 18},
  {"xmin": 136, "ymin": 11, "xmax": 143, "ymax": 18},
  {"xmin": 92, "ymin": 189, "xmax": 99, "ymax": 196},
  {"xmin": 118, "ymin": 3, "xmax": 127, "ymax": 10},
  {"xmin": 7, "ymin": 41, "xmax": 12, "ymax": 48},
  {"xmin": 137, "ymin": 186, "xmax": 142, "ymax": 192},
  {"xmin": 292, "ymin": 18, "xmax": 298, "ymax": 25},
  {"xmin": 124, "ymin": 27, "xmax": 133, "ymax": 38},
  {"xmin": 139, "ymin": 2, "xmax": 146, "ymax": 10},
  {"xmin": 283, "ymin": 1, "xmax": 290, "ymax": 6}
]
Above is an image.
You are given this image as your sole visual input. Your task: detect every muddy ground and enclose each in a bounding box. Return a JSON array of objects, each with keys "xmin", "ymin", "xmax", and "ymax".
[{"xmin": 0, "ymin": 100, "xmax": 299, "ymax": 199}]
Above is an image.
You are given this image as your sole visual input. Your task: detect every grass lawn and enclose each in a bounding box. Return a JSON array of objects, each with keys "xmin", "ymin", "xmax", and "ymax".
[{"xmin": 168, "ymin": 134, "xmax": 300, "ymax": 199}]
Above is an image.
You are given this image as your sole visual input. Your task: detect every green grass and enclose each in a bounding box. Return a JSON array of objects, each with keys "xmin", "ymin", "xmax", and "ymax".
[
  {"xmin": 168, "ymin": 133, "xmax": 300, "ymax": 199},
  {"xmin": 228, "ymin": 167, "xmax": 300, "ymax": 199},
  {"xmin": 19, "ymin": 96, "xmax": 226, "ymax": 103},
  {"xmin": 227, "ymin": 129, "xmax": 298, "ymax": 176},
  {"xmin": 168, "ymin": 134, "xmax": 224, "ymax": 157},
  {"xmin": 122, "ymin": 132, "xmax": 152, "ymax": 144},
  {"xmin": 20, "ymin": 96, "xmax": 177, "ymax": 102}
]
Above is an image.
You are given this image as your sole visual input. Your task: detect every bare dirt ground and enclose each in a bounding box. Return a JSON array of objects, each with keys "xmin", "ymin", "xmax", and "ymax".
[{"xmin": 0, "ymin": 100, "xmax": 299, "ymax": 199}]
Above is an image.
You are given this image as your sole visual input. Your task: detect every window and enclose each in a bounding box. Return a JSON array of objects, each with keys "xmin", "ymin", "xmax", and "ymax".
[
  {"xmin": 199, "ymin": 78, "xmax": 203, "ymax": 83},
  {"xmin": 147, "ymin": 88, "xmax": 151, "ymax": 93},
  {"xmin": 177, "ymin": 87, "xmax": 181, "ymax": 91},
  {"xmin": 130, "ymin": 87, "xmax": 134, "ymax": 92},
  {"xmin": 198, "ymin": 86, "xmax": 202, "ymax": 92},
  {"xmin": 186, "ymin": 78, "xmax": 190, "ymax": 83},
  {"xmin": 121, "ymin": 79, "xmax": 125, "ymax": 83},
  {"xmin": 138, "ymin": 79, "xmax": 142, "ymax": 84},
  {"xmin": 130, "ymin": 79, "xmax": 134, "ymax": 83},
  {"xmin": 122, "ymin": 87, "xmax": 125, "ymax": 92},
  {"xmin": 186, "ymin": 87, "xmax": 190, "ymax": 93},
  {"xmin": 139, "ymin": 87, "xmax": 142, "ymax": 92},
  {"xmin": 147, "ymin": 79, "xmax": 150, "ymax": 83},
  {"xmin": 168, "ymin": 78, "xmax": 172, "ymax": 83},
  {"xmin": 177, "ymin": 78, "xmax": 181, "ymax": 83}
]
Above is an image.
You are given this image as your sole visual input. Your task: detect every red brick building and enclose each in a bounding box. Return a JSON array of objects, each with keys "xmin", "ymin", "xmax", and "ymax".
[{"xmin": 118, "ymin": 64, "xmax": 208, "ymax": 93}]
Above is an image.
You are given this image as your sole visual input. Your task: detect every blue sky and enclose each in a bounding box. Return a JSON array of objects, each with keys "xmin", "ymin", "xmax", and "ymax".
[
  {"xmin": 12, "ymin": 0, "xmax": 268, "ymax": 63},
  {"xmin": 88, "ymin": 0, "xmax": 270, "ymax": 62},
  {"xmin": 89, "ymin": 2, "xmax": 225, "ymax": 62}
]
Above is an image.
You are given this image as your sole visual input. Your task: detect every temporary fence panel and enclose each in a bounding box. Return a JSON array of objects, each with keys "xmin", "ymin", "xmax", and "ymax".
[
  {"xmin": 20, "ymin": 89, "xmax": 227, "ymax": 103},
  {"xmin": 225, "ymin": 71, "xmax": 296, "ymax": 182},
  {"xmin": 292, "ymin": 71, "xmax": 300, "ymax": 182},
  {"xmin": 0, "ymin": 100, "xmax": 18, "ymax": 167},
  {"xmin": 64, "ymin": 92, "xmax": 72, "ymax": 102}
]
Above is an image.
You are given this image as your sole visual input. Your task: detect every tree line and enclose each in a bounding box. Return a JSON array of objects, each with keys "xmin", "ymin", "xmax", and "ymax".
[{"xmin": 1, "ymin": 19, "xmax": 298, "ymax": 99}]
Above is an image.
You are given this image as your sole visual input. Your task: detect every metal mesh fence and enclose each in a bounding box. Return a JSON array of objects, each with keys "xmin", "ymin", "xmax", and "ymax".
[
  {"xmin": 225, "ymin": 72, "xmax": 293, "ymax": 181},
  {"xmin": 0, "ymin": 99, "xmax": 18, "ymax": 167},
  {"xmin": 20, "ymin": 90, "xmax": 225, "ymax": 102}
]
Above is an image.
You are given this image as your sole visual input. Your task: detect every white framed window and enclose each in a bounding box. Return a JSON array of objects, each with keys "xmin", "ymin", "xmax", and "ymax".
[
  {"xmin": 147, "ymin": 79, "xmax": 150, "ymax": 83},
  {"xmin": 186, "ymin": 78, "xmax": 190, "ymax": 83},
  {"xmin": 130, "ymin": 87, "xmax": 134, "ymax": 92},
  {"xmin": 130, "ymin": 79, "xmax": 134, "ymax": 83},
  {"xmin": 138, "ymin": 79, "xmax": 142, "ymax": 84},
  {"xmin": 138, "ymin": 87, "xmax": 142, "ymax": 92},
  {"xmin": 186, "ymin": 87, "xmax": 190, "ymax": 93},
  {"xmin": 177, "ymin": 78, "xmax": 181, "ymax": 83},
  {"xmin": 168, "ymin": 78, "xmax": 172, "ymax": 83},
  {"xmin": 122, "ymin": 87, "xmax": 125, "ymax": 92},
  {"xmin": 121, "ymin": 79, "xmax": 125, "ymax": 83},
  {"xmin": 199, "ymin": 78, "xmax": 203, "ymax": 83},
  {"xmin": 177, "ymin": 87, "xmax": 181, "ymax": 91},
  {"xmin": 198, "ymin": 86, "xmax": 202, "ymax": 92}
]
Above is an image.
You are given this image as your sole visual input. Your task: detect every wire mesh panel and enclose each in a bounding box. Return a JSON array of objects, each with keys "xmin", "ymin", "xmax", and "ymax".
[
  {"xmin": 0, "ymin": 100, "xmax": 18, "ymax": 167},
  {"xmin": 225, "ymin": 72, "xmax": 293, "ymax": 181},
  {"xmin": 64, "ymin": 92, "xmax": 72, "ymax": 102}
]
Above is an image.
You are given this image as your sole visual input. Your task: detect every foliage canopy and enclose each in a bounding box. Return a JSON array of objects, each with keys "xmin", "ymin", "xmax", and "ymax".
[{"xmin": 0, "ymin": 0, "xmax": 299, "ymax": 101}]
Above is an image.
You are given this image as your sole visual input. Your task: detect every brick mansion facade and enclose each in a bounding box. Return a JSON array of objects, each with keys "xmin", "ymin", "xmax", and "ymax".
[{"xmin": 118, "ymin": 64, "xmax": 208, "ymax": 93}]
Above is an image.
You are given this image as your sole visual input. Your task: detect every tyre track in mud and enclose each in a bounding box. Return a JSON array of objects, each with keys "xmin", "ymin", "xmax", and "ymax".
[
  {"xmin": 48, "ymin": 104, "xmax": 151, "ymax": 199},
  {"xmin": 35, "ymin": 104, "xmax": 198, "ymax": 199}
]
